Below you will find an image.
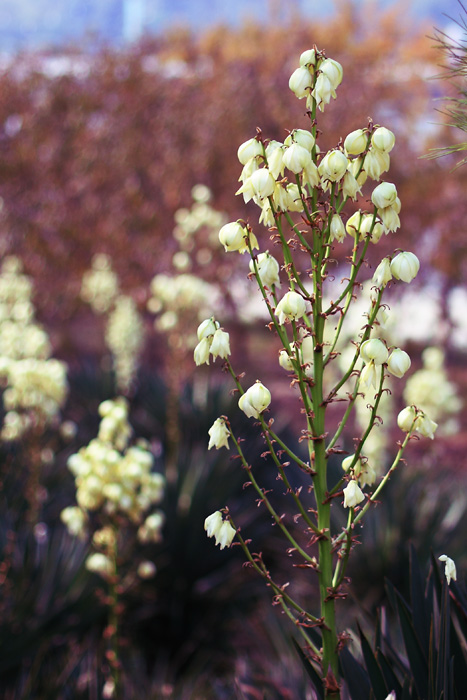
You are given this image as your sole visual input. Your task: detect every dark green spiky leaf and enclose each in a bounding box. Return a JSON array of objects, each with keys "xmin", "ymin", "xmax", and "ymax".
[
  {"xmin": 339, "ymin": 646, "xmax": 371, "ymax": 700},
  {"xmin": 409, "ymin": 543, "xmax": 430, "ymax": 660},
  {"xmin": 375, "ymin": 649, "xmax": 403, "ymax": 698},
  {"xmin": 292, "ymin": 638, "xmax": 324, "ymax": 700},
  {"xmin": 436, "ymin": 583, "xmax": 450, "ymax": 700},
  {"xmin": 358, "ymin": 624, "xmax": 389, "ymax": 700},
  {"xmin": 401, "ymin": 675, "xmax": 413, "ymax": 700},
  {"xmin": 392, "ymin": 584, "xmax": 429, "ymax": 699}
]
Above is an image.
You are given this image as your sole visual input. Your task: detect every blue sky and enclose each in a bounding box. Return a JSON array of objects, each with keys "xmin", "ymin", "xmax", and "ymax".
[{"xmin": 0, "ymin": 0, "xmax": 462, "ymax": 51}]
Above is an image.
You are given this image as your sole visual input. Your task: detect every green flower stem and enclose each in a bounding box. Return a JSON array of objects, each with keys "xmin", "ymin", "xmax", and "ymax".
[
  {"xmin": 248, "ymin": 243, "xmax": 292, "ymax": 351},
  {"xmin": 267, "ymin": 196, "xmax": 299, "ymax": 290},
  {"xmin": 230, "ymin": 432, "xmax": 317, "ymax": 564},
  {"xmin": 323, "ymin": 231, "xmax": 360, "ymax": 366},
  {"xmin": 290, "ymin": 321, "xmax": 317, "ymax": 436},
  {"xmin": 326, "ymin": 288, "xmax": 384, "ymax": 402},
  {"xmin": 268, "ymin": 198, "xmax": 313, "ymax": 310},
  {"xmin": 235, "ymin": 528, "xmax": 322, "ymax": 655},
  {"xmin": 327, "ymin": 362, "xmax": 385, "ymax": 465},
  {"xmin": 326, "ymin": 375, "xmax": 361, "ymax": 455},
  {"xmin": 350, "ymin": 366, "xmax": 386, "ymax": 464},
  {"xmin": 283, "ymin": 210, "xmax": 314, "ymax": 254},
  {"xmin": 225, "ymin": 359, "xmax": 311, "ymax": 471},
  {"xmin": 324, "ymin": 233, "xmax": 372, "ymax": 316},
  {"xmin": 331, "ymin": 509, "xmax": 354, "ymax": 589},
  {"xmin": 333, "ymin": 428, "xmax": 415, "ymax": 548},
  {"xmin": 309, "ymin": 221, "xmax": 339, "ymax": 684},
  {"xmin": 262, "ymin": 429, "xmax": 320, "ymax": 533},
  {"xmin": 294, "ymin": 174, "xmax": 313, "ymax": 224}
]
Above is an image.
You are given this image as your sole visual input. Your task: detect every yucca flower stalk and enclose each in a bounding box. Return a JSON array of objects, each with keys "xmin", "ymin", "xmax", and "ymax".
[{"xmin": 197, "ymin": 46, "xmax": 436, "ymax": 698}]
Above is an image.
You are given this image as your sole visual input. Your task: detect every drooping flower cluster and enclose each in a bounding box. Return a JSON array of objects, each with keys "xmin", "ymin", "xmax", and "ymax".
[
  {"xmin": 0, "ymin": 257, "xmax": 68, "ymax": 440},
  {"xmin": 193, "ymin": 317, "xmax": 231, "ymax": 366}
]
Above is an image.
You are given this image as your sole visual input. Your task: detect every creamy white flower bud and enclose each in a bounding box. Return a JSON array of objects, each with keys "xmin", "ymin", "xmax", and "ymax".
[
  {"xmin": 217, "ymin": 520, "xmax": 237, "ymax": 549},
  {"xmin": 372, "ymin": 258, "xmax": 393, "ymax": 288},
  {"xmin": 319, "ymin": 150, "xmax": 349, "ymax": 182},
  {"xmin": 238, "ymin": 155, "xmax": 260, "ymax": 182},
  {"xmin": 267, "ymin": 143, "xmax": 285, "ymax": 179},
  {"xmin": 242, "ymin": 168, "xmax": 276, "ymax": 202},
  {"xmin": 344, "ymin": 129, "xmax": 368, "ymax": 155},
  {"xmin": 299, "ymin": 49, "xmax": 317, "ymax": 67},
  {"xmin": 358, "ymin": 214, "xmax": 384, "ymax": 243},
  {"xmin": 387, "ymin": 348, "xmax": 411, "ymax": 378},
  {"xmin": 238, "ymin": 381, "xmax": 271, "ymax": 419},
  {"xmin": 349, "ymin": 156, "xmax": 368, "ymax": 185},
  {"xmin": 289, "ymin": 66, "xmax": 313, "ymax": 98},
  {"xmin": 303, "ymin": 161, "xmax": 321, "ymax": 188},
  {"xmin": 346, "ymin": 210, "xmax": 363, "ymax": 237},
  {"xmin": 342, "ymin": 170, "xmax": 361, "ymax": 200},
  {"xmin": 371, "ymin": 182, "xmax": 398, "ymax": 209},
  {"xmin": 237, "ymin": 138, "xmax": 263, "ymax": 165},
  {"xmin": 343, "ymin": 480, "xmax": 365, "ymax": 508},
  {"xmin": 259, "ymin": 199, "xmax": 275, "ymax": 227},
  {"xmin": 197, "ymin": 317, "xmax": 219, "ymax": 341},
  {"xmin": 397, "ymin": 405, "xmax": 417, "ymax": 432},
  {"xmin": 379, "ymin": 206, "xmax": 400, "ymax": 233},
  {"xmin": 283, "ymin": 143, "xmax": 312, "ymax": 174},
  {"xmin": 330, "ymin": 214, "xmax": 346, "ymax": 243},
  {"xmin": 284, "ymin": 129, "xmax": 315, "ymax": 151},
  {"xmin": 204, "ymin": 510, "xmax": 223, "ymax": 538},
  {"xmin": 279, "ymin": 350, "xmax": 294, "ymax": 372},
  {"xmin": 275, "ymin": 291, "xmax": 307, "ymax": 324},
  {"xmin": 360, "ymin": 360, "xmax": 379, "ymax": 388},
  {"xmin": 439, "ymin": 555, "xmax": 457, "ymax": 585},
  {"xmin": 311, "ymin": 72, "xmax": 333, "ymax": 111},
  {"xmin": 285, "ymin": 183, "xmax": 304, "ymax": 212},
  {"xmin": 415, "ymin": 412, "xmax": 438, "ymax": 439},
  {"xmin": 364, "ymin": 148, "xmax": 390, "ymax": 180},
  {"xmin": 342, "ymin": 455, "xmax": 375, "ymax": 487},
  {"xmin": 320, "ymin": 58, "xmax": 343, "ymax": 89},
  {"xmin": 360, "ymin": 338, "xmax": 388, "ymax": 365},
  {"xmin": 342, "ymin": 455, "xmax": 357, "ymax": 472},
  {"xmin": 208, "ymin": 417, "xmax": 230, "ymax": 450},
  {"xmin": 390, "ymin": 252, "xmax": 420, "ymax": 283},
  {"xmin": 250, "ymin": 252, "xmax": 281, "ymax": 288},
  {"xmin": 371, "ymin": 127, "xmax": 395, "ymax": 153},
  {"xmin": 210, "ymin": 329, "xmax": 231, "ymax": 360},
  {"xmin": 219, "ymin": 221, "xmax": 248, "ymax": 252},
  {"xmin": 194, "ymin": 337, "xmax": 211, "ymax": 366}
]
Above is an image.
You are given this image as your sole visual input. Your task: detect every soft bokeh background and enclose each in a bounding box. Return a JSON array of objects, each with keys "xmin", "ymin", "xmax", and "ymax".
[{"xmin": 0, "ymin": 0, "xmax": 467, "ymax": 697}]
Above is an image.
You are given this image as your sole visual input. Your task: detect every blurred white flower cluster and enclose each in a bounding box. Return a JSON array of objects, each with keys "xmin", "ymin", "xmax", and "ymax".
[
  {"xmin": 0, "ymin": 256, "xmax": 68, "ymax": 440},
  {"xmin": 403, "ymin": 347, "xmax": 461, "ymax": 434},
  {"xmin": 62, "ymin": 397, "xmax": 164, "ymax": 536},
  {"xmin": 80, "ymin": 253, "xmax": 119, "ymax": 314},
  {"xmin": 148, "ymin": 185, "xmax": 226, "ymax": 348},
  {"xmin": 105, "ymin": 295, "xmax": 144, "ymax": 393},
  {"xmin": 81, "ymin": 254, "xmax": 144, "ymax": 392}
]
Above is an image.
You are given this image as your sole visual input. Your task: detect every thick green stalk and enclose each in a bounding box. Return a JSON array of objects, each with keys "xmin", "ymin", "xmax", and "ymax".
[{"xmin": 310, "ymin": 229, "xmax": 340, "ymax": 693}]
